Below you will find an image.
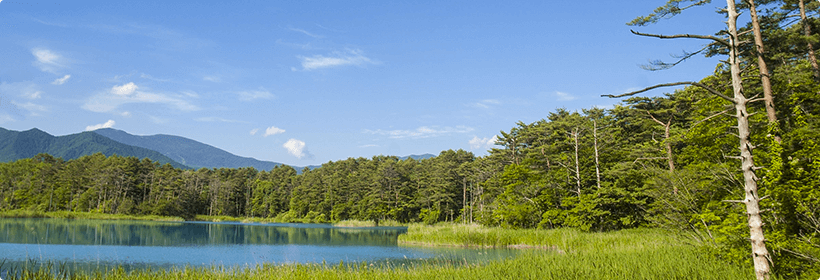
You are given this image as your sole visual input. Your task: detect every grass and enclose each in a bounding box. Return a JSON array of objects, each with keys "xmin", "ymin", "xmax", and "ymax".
[
  {"xmin": 0, "ymin": 221, "xmax": 759, "ymax": 280},
  {"xmin": 333, "ymin": 219, "xmax": 404, "ymax": 227}
]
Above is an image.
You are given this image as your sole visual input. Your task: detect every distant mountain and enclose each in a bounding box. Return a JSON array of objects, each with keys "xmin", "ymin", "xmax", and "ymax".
[
  {"xmin": 400, "ymin": 153, "xmax": 436, "ymax": 160},
  {"xmin": 93, "ymin": 128, "xmax": 285, "ymax": 171},
  {"xmin": 0, "ymin": 127, "xmax": 187, "ymax": 168}
]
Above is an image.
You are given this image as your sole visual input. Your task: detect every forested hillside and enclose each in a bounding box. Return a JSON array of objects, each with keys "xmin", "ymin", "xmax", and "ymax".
[
  {"xmin": 1, "ymin": 0, "xmax": 819, "ymax": 278},
  {"xmin": 92, "ymin": 128, "xmax": 286, "ymax": 171},
  {"xmin": 0, "ymin": 128, "xmax": 186, "ymax": 169}
]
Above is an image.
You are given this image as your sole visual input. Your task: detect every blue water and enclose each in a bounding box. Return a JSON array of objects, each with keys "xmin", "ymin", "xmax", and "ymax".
[{"xmin": 0, "ymin": 218, "xmax": 519, "ymax": 271}]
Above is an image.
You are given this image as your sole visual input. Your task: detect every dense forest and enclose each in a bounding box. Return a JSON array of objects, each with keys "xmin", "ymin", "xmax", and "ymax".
[{"xmin": 1, "ymin": 0, "xmax": 819, "ymax": 278}]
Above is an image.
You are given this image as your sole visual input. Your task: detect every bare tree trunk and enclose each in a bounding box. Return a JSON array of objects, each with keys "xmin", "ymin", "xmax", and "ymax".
[
  {"xmin": 593, "ymin": 120, "xmax": 602, "ymax": 189},
  {"xmin": 647, "ymin": 112, "xmax": 676, "ymax": 172},
  {"xmin": 727, "ymin": 1, "xmax": 772, "ymax": 279},
  {"xmin": 463, "ymin": 178, "xmax": 467, "ymax": 224},
  {"xmin": 572, "ymin": 127, "xmax": 581, "ymax": 195},
  {"xmin": 747, "ymin": 0, "xmax": 778, "ymax": 127},
  {"xmin": 799, "ymin": 0, "xmax": 820, "ymax": 80}
]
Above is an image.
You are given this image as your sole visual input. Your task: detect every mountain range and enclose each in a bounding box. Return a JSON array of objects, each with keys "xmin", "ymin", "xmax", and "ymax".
[
  {"xmin": 0, "ymin": 127, "xmax": 436, "ymax": 171},
  {"xmin": 0, "ymin": 127, "xmax": 187, "ymax": 168}
]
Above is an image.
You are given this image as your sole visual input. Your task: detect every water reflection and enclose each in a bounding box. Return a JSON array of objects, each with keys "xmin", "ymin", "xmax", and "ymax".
[
  {"xmin": 0, "ymin": 218, "xmax": 523, "ymax": 273},
  {"xmin": 0, "ymin": 218, "xmax": 405, "ymax": 247}
]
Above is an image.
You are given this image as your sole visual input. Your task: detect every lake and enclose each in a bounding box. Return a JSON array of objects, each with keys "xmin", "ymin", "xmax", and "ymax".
[{"xmin": 0, "ymin": 218, "xmax": 520, "ymax": 275}]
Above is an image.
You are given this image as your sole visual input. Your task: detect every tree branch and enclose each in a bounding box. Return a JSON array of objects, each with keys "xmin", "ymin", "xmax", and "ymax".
[
  {"xmin": 689, "ymin": 109, "xmax": 732, "ymax": 131},
  {"xmin": 640, "ymin": 45, "xmax": 710, "ymax": 71},
  {"xmin": 631, "ymin": 30, "xmax": 731, "ymax": 47},
  {"xmin": 602, "ymin": 81, "xmax": 734, "ymax": 103}
]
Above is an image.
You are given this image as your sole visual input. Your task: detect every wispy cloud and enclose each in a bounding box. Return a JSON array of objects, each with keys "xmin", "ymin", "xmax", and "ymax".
[
  {"xmin": 283, "ymin": 138, "xmax": 313, "ymax": 159},
  {"xmin": 469, "ymin": 99, "xmax": 501, "ymax": 109},
  {"xmin": 195, "ymin": 117, "xmax": 244, "ymax": 123},
  {"xmin": 358, "ymin": 144, "xmax": 378, "ymax": 148},
  {"xmin": 32, "ymin": 48, "xmax": 67, "ymax": 74},
  {"xmin": 264, "ymin": 126, "xmax": 285, "ymax": 137},
  {"xmin": 469, "ymin": 135, "xmax": 498, "ymax": 150},
  {"xmin": 90, "ymin": 23, "xmax": 210, "ymax": 51},
  {"xmin": 52, "ymin": 75, "xmax": 71, "ymax": 85},
  {"xmin": 363, "ymin": 125, "xmax": 474, "ymax": 139},
  {"xmin": 0, "ymin": 114, "xmax": 15, "ymax": 124},
  {"xmin": 140, "ymin": 73, "xmax": 171, "ymax": 82},
  {"xmin": 249, "ymin": 128, "xmax": 259, "ymax": 135},
  {"xmin": 296, "ymin": 49, "xmax": 376, "ymax": 71},
  {"xmin": 203, "ymin": 76, "xmax": 221, "ymax": 82},
  {"xmin": 236, "ymin": 89, "xmax": 274, "ymax": 101},
  {"xmin": 12, "ymin": 101, "xmax": 48, "ymax": 116},
  {"xmin": 82, "ymin": 82, "xmax": 199, "ymax": 113},
  {"xmin": 555, "ymin": 91, "xmax": 576, "ymax": 101},
  {"xmin": 24, "ymin": 90, "xmax": 42, "ymax": 99},
  {"xmin": 276, "ymin": 39, "xmax": 315, "ymax": 50},
  {"xmin": 1, "ymin": 82, "xmax": 42, "ymax": 99},
  {"xmin": 555, "ymin": 91, "xmax": 575, "ymax": 101},
  {"xmin": 85, "ymin": 120, "xmax": 115, "ymax": 131},
  {"xmin": 287, "ymin": 26, "xmax": 323, "ymax": 38}
]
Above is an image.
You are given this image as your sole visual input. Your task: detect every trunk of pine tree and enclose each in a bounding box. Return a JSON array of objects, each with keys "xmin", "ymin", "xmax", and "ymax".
[
  {"xmin": 799, "ymin": 0, "xmax": 820, "ymax": 80},
  {"xmin": 747, "ymin": 0, "xmax": 778, "ymax": 128},
  {"xmin": 727, "ymin": 1, "xmax": 772, "ymax": 279}
]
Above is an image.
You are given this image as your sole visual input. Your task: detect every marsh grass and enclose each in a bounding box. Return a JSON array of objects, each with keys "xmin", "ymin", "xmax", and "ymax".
[{"xmin": 333, "ymin": 219, "xmax": 404, "ymax": 227}]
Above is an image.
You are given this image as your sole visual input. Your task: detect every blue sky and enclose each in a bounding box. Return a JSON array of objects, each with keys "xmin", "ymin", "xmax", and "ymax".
[{"xmin": 0, "ymin": 0, "xmax": 733, "ymax": 166}]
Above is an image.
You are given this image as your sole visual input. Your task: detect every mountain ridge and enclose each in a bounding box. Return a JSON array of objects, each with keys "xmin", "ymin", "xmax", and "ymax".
[{"xmin": 0, "ymin": 127, "xmax": 187, "ymax": 168}]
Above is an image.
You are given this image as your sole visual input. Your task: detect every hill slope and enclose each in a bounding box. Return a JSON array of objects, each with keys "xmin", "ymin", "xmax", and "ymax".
[
  {"xmin": 93, "ymin": 128, "xmax": 285, "ymax": 171},
  {"xmin": 0, "ymin": 127, "xmax": 187, "ymax": 168}
]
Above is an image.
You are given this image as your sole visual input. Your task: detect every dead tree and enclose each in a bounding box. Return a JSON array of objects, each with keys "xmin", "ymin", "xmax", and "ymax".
[{"xmin": 608, "ymin": 1, "xmax": 772, "ymax": 278}]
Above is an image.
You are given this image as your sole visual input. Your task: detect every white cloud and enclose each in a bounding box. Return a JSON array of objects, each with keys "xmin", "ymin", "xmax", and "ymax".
[
  {"xmin": 85, "ymin": 120, "xmax": 115, "ymax": 131},
  {"xmin": 363, "ymin": 125, "xmax": 474, "ymax": 139},
  {"xmin": 283, "ymin": 138, "xmax": 313, "ymax": 159},
  {"xmin": 203, "ymin": 76, "xmax": 221, "ymax": 82},
  {"xmin": 287, "ymin": 26, "xmax": 324, "ymax": 38},
  {"xmin": 140, "ymin": 73, "xmax": 171, "ymax": 82},
  {"xmin": 236, "ymin": 89, "xmax": 273, "ymax": 101},
  {"xmin": 24, "ymin": 90, "xmax": 42, "ymax": 99},
  {"xmin": 52, "ymin": 74, "xmax": 71, "ymax": 85},
  {"xmin": 264, "ymin": 126, "xmax": 285, "ymax": 137},
  {"xmin": 358, "ymin": 144, "xmax": 378, "ymax": 148},
  {"xmin": 249, "ymin": 128, "xmax": 259, "ymax": 135},
  {"xmin": 121, "ymin": 111, "xmax": 132, "ymax": 117},
  {"xmin": 469, "ymin": 135, "xmax": 498, "ymax": 150},
  {"xmin": 0, "ymin": 114, "xmax": 15, "ymax": 124},
  {"xmin": 12, "ymin": 101, "xmax": 47, "ymax": 116},
  {"xmin": 555, "ymin": 91, "xmax": 576, "ymax": 101},
  {"xmin": 148, "ymin": 115, "xmax": 169, "ymax": 124},
  {"xmin": 296, "ymin": 49, "xmax": 376, "ymax": 71},
  {"xmin": 111, "ymin": 82, "xmax": 138, "ymax": 96},
  {"xmin": 83, "ymin": 85, "xmax": 199, "ymax": 113},
  {"xmin": 469, "ymin": 99, "xmax": 501, "ymax": 109},
  {"xmin": 195, "ymin": 117, "xmax": 244, "ymax": 123},
  {"xmin": 1, "ymin": 81, "xmax": 42, "ymax": 99},
  {"xmin": 32, "ymin": 48, "xmax": 66, "ymax": 73}
]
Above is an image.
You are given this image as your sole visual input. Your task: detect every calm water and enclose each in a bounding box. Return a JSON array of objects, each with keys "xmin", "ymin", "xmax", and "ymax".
[{"xmin": 0, "ymin": 218, "xmax": 520, "ymax": 274}]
